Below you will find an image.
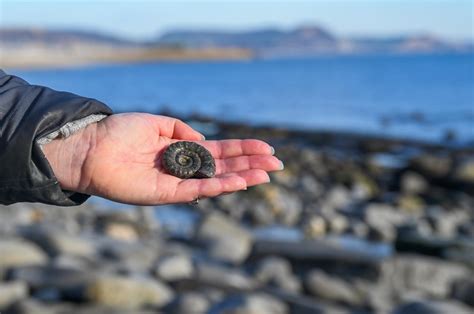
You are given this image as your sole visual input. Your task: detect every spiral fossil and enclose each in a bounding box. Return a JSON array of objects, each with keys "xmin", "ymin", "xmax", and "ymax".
[{"xmin": 162, "ymin": 141, "xmax": 216, "ymax": 179}]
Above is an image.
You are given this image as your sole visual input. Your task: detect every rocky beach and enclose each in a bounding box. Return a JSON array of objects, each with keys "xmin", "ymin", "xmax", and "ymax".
[{"xmin": 0, "ymin": 115, "xmax": 473, "ymax": 314}]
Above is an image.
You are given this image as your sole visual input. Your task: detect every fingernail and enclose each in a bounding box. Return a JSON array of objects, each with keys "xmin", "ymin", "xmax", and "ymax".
[
  {"xmin": 270, "ymin": 146, "xmax": 275, "ymax": 155},
  {"xmin": 201, "ymin": 135, "xmax": 206, "ymax": 140},
  {"xmin": 279, "ymin": 161, "xmax": 285, "ymax": 170}
]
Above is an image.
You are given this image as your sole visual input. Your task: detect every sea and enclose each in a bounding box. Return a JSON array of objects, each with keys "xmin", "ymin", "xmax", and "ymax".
[{"xmin": 13, "ymin": 53, "xmax": 474, "ymax": 145}]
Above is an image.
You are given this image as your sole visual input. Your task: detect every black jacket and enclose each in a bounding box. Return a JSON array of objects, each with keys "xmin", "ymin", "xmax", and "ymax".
[{"xmin": 0, "ymin": 70, "xmax": 112, "ymax": 206}]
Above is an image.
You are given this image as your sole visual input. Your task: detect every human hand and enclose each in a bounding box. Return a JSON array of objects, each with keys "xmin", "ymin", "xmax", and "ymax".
[{"xmin": 43, "ymin": 113, "xmax": 283, "ymax": 205}]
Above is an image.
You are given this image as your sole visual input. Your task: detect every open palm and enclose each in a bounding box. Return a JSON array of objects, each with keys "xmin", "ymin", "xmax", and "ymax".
[{"xmin": 76, "ymin": 113, "xmax": 281, "ymax": 205}]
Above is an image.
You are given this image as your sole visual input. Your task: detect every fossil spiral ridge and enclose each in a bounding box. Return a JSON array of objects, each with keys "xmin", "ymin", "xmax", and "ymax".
[{"xmin": 162, "ymin": 141, "xmax": 216, "ymax": 179}]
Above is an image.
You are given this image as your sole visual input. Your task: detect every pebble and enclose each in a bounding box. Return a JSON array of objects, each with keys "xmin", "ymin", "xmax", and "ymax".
[
  {"xmin": 196, "ymin": 213, "xmax": 253, "ymax": 264},
  {"xmin": 0, "ymin": 239, "xmax": 47, "ymax": 269}
]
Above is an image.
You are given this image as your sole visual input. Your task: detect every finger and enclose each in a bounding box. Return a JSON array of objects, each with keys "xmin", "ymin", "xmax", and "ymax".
[
  {"xmin": 230, "ymin": 169, "xmax": 271, "ymax": 187},
  {"xmin": 172, "ymin": 119, "xmax": 205, "ymax": 140},
  {"xmin": 173, "ymin": 173, "xmax": 247, "ymax": 203},
  {"xmin": 215, "ymin": 155, "xmax": 282, "ymax": 175},
  {"xmin": 199, "ymin": 139, "xmax": 274, "ymax": 159}
]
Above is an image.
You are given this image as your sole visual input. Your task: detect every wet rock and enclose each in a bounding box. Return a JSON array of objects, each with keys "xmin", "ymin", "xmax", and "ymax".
[
  {"xmin": 382, "ymin": 254, "xmax": 471, "ymax": 298},
  {"xmin": 393, "ymin": 299, "xmax": 472, "ymax": 314},
  {"xmin": 451, "ymin": 278, "xmax": 474, "ymax": 306},
  {"xmin": 401, "ymin": 171, "xmax": 428, "ymax": 195},
  {"xmin": 167, "ymin": 292, "xmax": 210, "ymax": 314},
  {"xmin": 84, "ymin": 275, "xmax": 174, "ymax": 309},
  {"xmin": 20, "ymin": 226, "xmax": 95, "ymax": 258},
  {"xmin": 0, "ymin": 239, "xmax": 47, "ymax": 269},
  {"xmin": 193, "ymin": 262, "xmax": 256, "ymax": 291},
  {"xmin": 0, "ymin": 281, "xmax": 28, "ymax": 308},
  {"xmin": 305, "ymin": 270, "xmax": 364, "ymax": 306},
  {"xmin": 208, "ymin": 293, "xmax": 288, "ymax": 314},
  {"xmin": 254, "ymin": 256, "xmax": 301, "ymax": 294},
  {"xmin": 196, "ymin": 213, "xmax": 253, "ymax": 264},
  {"xmin": 154, "ymin": 254, "xmax": 194, "ymax": 281}
]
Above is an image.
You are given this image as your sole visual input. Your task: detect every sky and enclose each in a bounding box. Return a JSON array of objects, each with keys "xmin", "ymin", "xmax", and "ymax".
[{"xmin": 1, "ymin": 0, "xmax": 473, "ymax": 41}]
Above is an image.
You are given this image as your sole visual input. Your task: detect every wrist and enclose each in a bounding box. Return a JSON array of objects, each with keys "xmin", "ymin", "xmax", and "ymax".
[{"xmin": 42, "ymin": 122, "xmax": 98, "ymax": 194}]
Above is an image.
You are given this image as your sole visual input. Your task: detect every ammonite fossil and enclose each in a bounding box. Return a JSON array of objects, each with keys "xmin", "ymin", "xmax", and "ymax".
[{"xmin": 162, "ymin": 141, "xmax": 216, "ymax": 179}]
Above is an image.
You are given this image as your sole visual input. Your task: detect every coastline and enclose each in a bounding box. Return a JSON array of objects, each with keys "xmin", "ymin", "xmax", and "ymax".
[{"xmin": 0, "ymin": 45, "xmax": 254, "ymax": 70}]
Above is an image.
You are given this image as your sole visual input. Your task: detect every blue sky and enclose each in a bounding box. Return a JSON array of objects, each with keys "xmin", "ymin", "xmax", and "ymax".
[{"xmin": 1, "ymin": 1, "xmax": 473, "ymax": 41}]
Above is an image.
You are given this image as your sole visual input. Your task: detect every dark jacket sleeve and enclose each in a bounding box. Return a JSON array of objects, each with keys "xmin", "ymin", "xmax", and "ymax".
[{"xmin": 0, "ymin": 70, "xmax": 113, "ymax": 206}]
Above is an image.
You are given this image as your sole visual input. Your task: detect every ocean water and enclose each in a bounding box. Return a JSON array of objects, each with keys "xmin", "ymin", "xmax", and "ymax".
[{"xmin": 13, "ymin": 53, "xmax": 474, "ymax": 144}]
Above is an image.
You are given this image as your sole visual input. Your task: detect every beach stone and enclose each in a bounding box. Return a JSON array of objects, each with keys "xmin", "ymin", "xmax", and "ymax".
[
  {"xmin": 254, "ymin": 256, "xmax": 301, "ymax": 293},
  {"xmin": 259, "ymin": 185, "xmax": 303, "ymax": 226},
  {"xmin": 99, "ymin": 239, "xmax": 159, "ymax": 271},
  {"xmin": 20, "ymin": 226, "xmax": 95, "ymax": 258},
  {"xmin": 382, "ymin": 254, "xmax": 470, "ymax": 298},
  {"xmin": 194, "ymin": 262, "xmax": 256, "ymax": 291},
  {"xmin": 0, "ymin": 281, "xmax": 28, "ymax": 308},
  {"xmin": 453, "ymin": 158, "xmax": 474, "ymax": 183},
  {"xmin": 411, "ymin": 154, "xmax": 452, "ymax": 178},
  {"xmin": 0, "ymin": 239, "xmax": 47, "ymax": 269},
  {"xmin": 397, "ymin": 195, "xmax": 426, "ymax": 214},
  {"xmin": 167, "ymin": 292, "xmax": 210, "ymax": 314},
  {"xmin": 7, "ymin": 265, "xmax": 91, "ymax": 296},
  {"xmin": 303, "ymin": 215, "xmax": 327, "ymax": 238},
  {"xmin": 3, "ymin": 299, "xmax": 73, "ymax": 314},
  {"xmin": 325, "ymin": 213, "xmax": 349, "ymax": 234},
  {"xmin": 95, "ymin": 211, "xmax": 144, "ymax": 241},
  {"xmin": 196, "ymin": 213, "xmax": 253, "ymax": 264},
  {"xmin": 401, "ymin": 171, "xmax": 428, "ymax": 195},
  {"xmin": 85, "ymin": 275, "xmax": 174, "ymax": 309},
  {"xmin": 322, "ymin": 185, "xmax": 351, "ymax": 211},
  {"xmin": 154, "ymin": 254, "xmax": 194, "ymax": 281},
  {"xmin": 305, "ymin": 270, "xmax": 364, "ymax": 306},
  {"xmin": 208, "ymin": 293, "xmax": 288, "ymax": 314},
  {"xmin": 248, "ymin": 202, "xmax": 275, "ymax": 226},
  {"xmin": 451, "ymin": 278, "xmax": 474, "ymax": 306},
  {"xmin": 393, "ymin": 300, "xmax": 472, "ymax": 314},
  {"xmin": 365, "ymin": 203, "xmax": 405, "ymax": 242}
]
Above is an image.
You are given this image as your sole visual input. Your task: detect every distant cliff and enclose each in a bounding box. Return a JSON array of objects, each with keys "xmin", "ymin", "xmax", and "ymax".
[
  {"xmin": 157, "ymin": 25, "xmax": 473, "ymax": 57},
  {"xmin": 0, "ymin": 26, "xmax": 472, "ymax": 69}
]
